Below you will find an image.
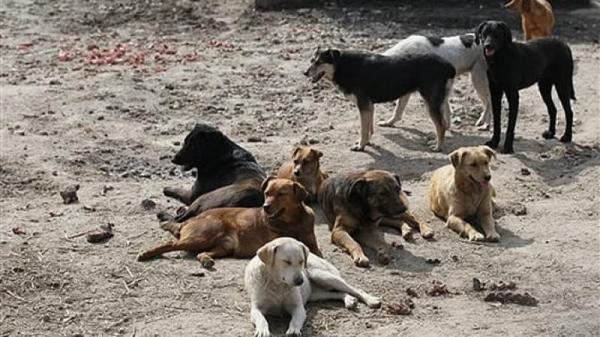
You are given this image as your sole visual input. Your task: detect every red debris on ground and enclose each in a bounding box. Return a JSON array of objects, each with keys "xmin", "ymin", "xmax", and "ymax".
[
  {"xmin": 484, "ymin": 291, "xmax": 538, "ymax": 306},
  {"xmin": 385, "ymin": 298, "xmax": 414, "ymax": 315},
  {"xmin": 426, "ymin": 280, "xmax": 456, "ymax": 296},
  {"xmin": 58, "ymin": 50, "xmax": 74, "ymax": 62},
  {"xmin": 12, "ymin": 227, "xmax": 26, "ymax": 235},
  {"xmin": 17, "ymin": 42, "xmax": 33, "ymax": 51},
  {"xmin": 207, "ymin": 39, "xmax": 234, "ymax": 49}
]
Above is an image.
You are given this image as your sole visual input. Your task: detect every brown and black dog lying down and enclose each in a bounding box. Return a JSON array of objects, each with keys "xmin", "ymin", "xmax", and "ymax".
[
  {"xmin": 319, "ymin": 170, "xmax": 433, "ymax": 267},
  {"xmin": 277, "ymin": 146, "xmax": 328, "ymax": 202},
  {"xmin": 139, "ymin": 177, "xmax": 322, "ymax": 268},
  {"xmin": 162, "ymin": 124, "xmax": 266, "ymax": 223}
]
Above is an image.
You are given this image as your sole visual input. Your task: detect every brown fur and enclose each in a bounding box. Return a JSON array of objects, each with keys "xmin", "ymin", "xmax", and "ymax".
[
  {"xmin": 505, "ymin": 0, "xmax": 555, "ymax": 40},
  {"xmin": 319, "ymin": 170, "xmax": 433, "ymax": 268},
  {"xmin": 277, "ymin": 146, "xmax": 328, "ymax": 202},
  {"xmin": 427, "ymin": 146, "xmax": 499, "ymax": 242},
  {"xmin": 138, "ymin": 178, "xmax": 322, "ymax": 267}
]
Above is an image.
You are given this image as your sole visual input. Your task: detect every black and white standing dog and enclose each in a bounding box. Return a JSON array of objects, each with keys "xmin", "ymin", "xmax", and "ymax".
[
  {"xmin": 476, "ymin": 21, "xmax": 575, "ymax": 154},
  {"xmin": 305, "ymin": 47, "xmax": 456, "ymax": 152},
  {"xmin": 382, "ymin": 34, "xmax": 492, "ymax": 129}
]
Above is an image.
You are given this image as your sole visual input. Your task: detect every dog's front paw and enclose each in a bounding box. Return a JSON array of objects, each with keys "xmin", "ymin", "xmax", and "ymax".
[
  {"xmin": 344, "ymin": 295, "xmax": 358, "ymax": 309},
  {"xmin": 364, "ymin": 294, "xmax": 382, "ymax": 308},
  {"xmin": 560, "ymin": 133, "xmax": 572, "ymax": 143},
  {"xmin": 420, "ymin": 227, "xmax": 435, "ymax": 240},
  {"xmin": 542, "ymin": 130, "xmax": 555, "ymax": 139},
  {"xmin": 285, "ymin": 327, "xmax": 302, "ymax": 337},
  {"xmin": 485, "ymin": 231, "xmax": 501, "ymax": 242},
  {"xmin": 353, "ymin": 255, "xmax": 370, "ymax": 268},
  {"xmin": 477, "ymin": 122, "xmax": 490, "ymax": 131},
  {"xmin": 378, "ymin": 120, "xmax": 395, "ymax": 127},
  {"xmin": 467, "ymin": 231, "xmax": 485, "ymax": 242},
  {"xmin": 197, "ymin": 253, "xmax": 215, "ymax": 269},
  {"xmin": 254, "ymin": 327, "xmax": 271, "ymax": 337},
  {"xmin": 350, "ymin": 144, "xmax": 366, "ymax": 152}
]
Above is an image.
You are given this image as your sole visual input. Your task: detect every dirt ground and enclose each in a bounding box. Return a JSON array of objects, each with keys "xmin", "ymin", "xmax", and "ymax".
[{"xmin": 1, "ymin": 0, "xmax": 599, "ymax": 336}]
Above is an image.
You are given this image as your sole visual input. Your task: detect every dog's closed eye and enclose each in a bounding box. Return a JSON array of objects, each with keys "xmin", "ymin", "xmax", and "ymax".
[{"xmin": 283, "ymin": 260, "xmax": 292, "ymax": 265}]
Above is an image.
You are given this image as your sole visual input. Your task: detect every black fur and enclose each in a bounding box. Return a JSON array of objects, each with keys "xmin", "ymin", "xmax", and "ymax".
[
  {"xmin": 476, "ymin": 21, "xmax": 575, "ymax": 153},
  {"xmin": 459, "ymin": 34, "xmax": 475, "ymax": 48},
  {"xmin": 163, "ymin": 124, "xmax": 266, "ymax": 222},
  {"xmin": 426, "ymin": 36, "xmax": 445, "ymax": 47}
]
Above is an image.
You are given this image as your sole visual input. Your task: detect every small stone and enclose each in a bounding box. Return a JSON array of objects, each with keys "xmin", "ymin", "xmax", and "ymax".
[
  {"xmin": 141, "ymin": 199, "xmax": 156, "ymax": 210},
  {"xmin": 86, "ymin": 223, "xmax": 114, "ymax": 243},
  {"xmin": 425, "ymin": 258, "xmax": 441, "ymax": 265},
  {"xmin": 190, "ymin": 271, "xmax": 205, "ymax": 277},
  {"xmin": 406, "ymin": 287, "xmax": 419, "ymax": 298},
  {"xmin": 511, "ymin": 204, "xmax": 527, "ymax": 216},
  {"xmin": 520, "ymin": 168, "xmax": 531, "ymax": 176},
  {"xmin": 49, "ymin": 79, "xmax": 62, "ymax": 85},
  {"xmin": 247, "ymin": 136, "xmax": 262, "ymax": 142},
  {"xmin": 60, "ymin": 184, "xmax": 80, "ymax": 204},
  {"xmin": 473, "ymin": 277, "xmax": 484, "ymax": 291}
]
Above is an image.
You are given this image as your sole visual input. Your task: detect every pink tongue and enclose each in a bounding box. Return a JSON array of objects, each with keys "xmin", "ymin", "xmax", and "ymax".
[
  {"xmin": 480, "ymin": 181, "xmax": 489, "ymax": 189},
  {"xmin": 485, "ymin": 49, "xmax": 494, "ymax": 56}
]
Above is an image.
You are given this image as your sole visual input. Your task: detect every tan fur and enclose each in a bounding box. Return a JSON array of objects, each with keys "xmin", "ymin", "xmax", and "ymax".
[
  {"xmin": 505, "ymin": 0, "xmax": 555, "ymax": 40},
  {"xmin": 277, "ymin": 146, "xmax": 328, "ymax": 200},
  {"xmin": 427, "ymin": 146, "xmax": 500, "ymax": 242},
  {"xmin": 138, "ymin": 178, "xmax": 322, "ymax": 267}
]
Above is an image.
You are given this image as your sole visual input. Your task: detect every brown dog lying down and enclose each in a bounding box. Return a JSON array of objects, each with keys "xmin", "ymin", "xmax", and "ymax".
[
  {"xmin": 427, "ymin": 146, "xmax": 499, "ymax": 242},
  {"xmin": 139, "ymin": 177, "xmax": 322, "ymax": 267},
  {"xmin": 505, "ymin": 0, "xmax": 554, "ymax": 40},
  {"xmin": 319, "ymin": 170, "xmax": 433, "ymax": 267},
  {"xmin": 162, "ymin": 124, "xmax": 266, "ymax": 223},
  {"xmin": 277, "ymin": 146, "xmax": 328, "ymax": 202}
]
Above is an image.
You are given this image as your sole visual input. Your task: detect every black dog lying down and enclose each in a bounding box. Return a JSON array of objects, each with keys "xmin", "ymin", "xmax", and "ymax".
[
  {"xmin": 476, "ymin": 21, "xmax": 575, "ymax": 154},
  {"xmin": 162, "ymin": 124, "xmax": 266, "ymax": 222},
  {"xmin": 305, "ymin": 47, "xmax": 456, "ymax": 152}
]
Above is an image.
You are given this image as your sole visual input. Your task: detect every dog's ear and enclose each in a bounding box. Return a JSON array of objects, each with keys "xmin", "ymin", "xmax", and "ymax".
[
  {"xmin": 257, "ymin": 242, "xmax": 278, "ymax": 266},
  {"xmin": 293, "ymin": 182, "xmax": 309, "ymax": 202},
  {"xmin": 393, "ymin": 174, "xmax": 402, "ymax": 190},
  {"xmin": 350, "ymin": 178, "xmax": 368, "ymax": 199},
  {"xmin": 498, "ymin": 21, "xmax": 513, "ymax": 44},
  {"xmin": 327, "ymin": 49, "xmax": 340, "ymax": 62},
  {"xmin": 480, "ymin": 146, "xmax": 497, "ymax": 160},
  {"xmin": 300, "ymin": 242, "xmax": 309, "ymax": 269},
  {"xmin": 475, "ymin": 22, "xmax": 486, "ymax": 45},
  {"xmin": 261, "ymin": 176, "xmax": 276, "ymax": 192},
  {"xmin": 292, "ymin": 146, "xmax": 301, "ymax": 158},
  {"xmin": 449, "ymin": 149, "xmax": 466, "ymax": 168}
]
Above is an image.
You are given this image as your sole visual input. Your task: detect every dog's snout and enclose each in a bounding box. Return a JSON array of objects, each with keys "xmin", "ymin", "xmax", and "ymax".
[
  {"xmin": 303, "ymin": 70, "xmax": 309, "ymax": 77},
  {"xmin": 293, "ymin": 169, "xmax": 301, "ymax": 177},
  {"xmin": 484, "ymin": 175, "xmax": 491, "ymax": 181},
  {"xmin": 293, "ymin": 277, "xmax": 304, "ymax": 286},
  {"xmin": 262, "ymin": 203, "xmax": 272, "ymax": 213}
]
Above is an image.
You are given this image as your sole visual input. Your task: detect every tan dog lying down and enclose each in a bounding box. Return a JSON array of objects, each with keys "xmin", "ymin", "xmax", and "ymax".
[
  {"xmin": 138, "ymin": 177, "xmax": 322, "ymax": 267},
  {"xmin": 427, "ymin": 145, "xmax": 499, "ymax": 241},
  {"xmin": 245, "ymin": 237, "xmax": 380, "ymax": 337},
  {"xmin": 277, "ymin": 146, "xmax": 328, "ymax": 202}
]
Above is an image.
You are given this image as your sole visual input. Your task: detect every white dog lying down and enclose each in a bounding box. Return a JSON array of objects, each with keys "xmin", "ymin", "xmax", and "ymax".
[
  {"xmin": 244, "ymin": 237, "xmax": 381, "ymax": 337},
  {"xmin": 382, "ymin": 34, "xmax": 492, "ymax": 129}
]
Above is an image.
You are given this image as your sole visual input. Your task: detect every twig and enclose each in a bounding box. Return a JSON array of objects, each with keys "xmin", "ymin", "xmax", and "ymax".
[
  {"xmin": 66, "ymin": 229, "xmax": 95, "ymax": 239},
  {"xmin": 122, "ymin": 279, "xmax": 131, "ymax": 293},
  {"xmin": 127, "ymin": 230, "xmax": 149, "ymax": 241},
  {"xmin": 4, "ymin": 290, "xmax": 28, "ymax": 303},
  {"xmin": 124, "ymin": 266, "xmax": 134, "ymax": 278}
]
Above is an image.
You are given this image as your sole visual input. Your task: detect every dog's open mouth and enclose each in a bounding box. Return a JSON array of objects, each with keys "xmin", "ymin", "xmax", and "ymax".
[
  {"xmin": 484, "ymin": 46, "xmax": 495, "ymax": 57},
  {"xmin": 311, "ymin": 71, "xmax": 325, "ymax": 83},
  {"xmin": 470, "ymin": 175, "xmax": 490, "ymax": 189}
]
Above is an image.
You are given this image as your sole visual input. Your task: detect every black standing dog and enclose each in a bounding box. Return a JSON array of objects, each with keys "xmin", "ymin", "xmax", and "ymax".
[
  {"xmin": 305, "ymin": 47, "xmax": 456, "ymax": 152},
  {"xmin": 162, "ymin": 124, "xmax": 266, "ymax": 222},
  {"xmin": 476, "ymin": 21, "xmax": 575, "ymax": 154}
]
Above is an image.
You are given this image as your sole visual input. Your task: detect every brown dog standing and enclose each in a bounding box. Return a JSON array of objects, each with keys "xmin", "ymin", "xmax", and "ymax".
[
  {"xmin": 139, "ymin": 177, "xmax": 322, "ymax": 267},
  {"xmin": 505, "ymin": 0, "xmax": 554, "ymax": 40},
  {"xmin": 319, "ymin": 170, "xmax": 433, "ymax": 267},
  {"xmin": 427, "ymin": 146, "xmax": 499, "ymax": 242},
  {"xmin": 277, "ymin": 146, "xmax": 328, "ymax": 202}
]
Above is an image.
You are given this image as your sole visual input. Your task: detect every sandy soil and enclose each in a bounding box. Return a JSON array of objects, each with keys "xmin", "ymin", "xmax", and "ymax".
[{"xmin": 1, "ymin": 0, "xmax": 599, "ymax": 336}]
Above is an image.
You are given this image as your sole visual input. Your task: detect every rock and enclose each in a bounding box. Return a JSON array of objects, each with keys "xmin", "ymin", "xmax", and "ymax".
[
  {"xmin": 86, "ymin": 223, "xmax": 114, "ymax": 243},
  {"xmin": 141, "ymin": 199, "xmax": 156, "ymax": 210},
  {"xmin": 511, "ymin": 204, "xmax": 527, "ymax": 216},
  {"xmin": 484, "ymin": 291, "xmax": 538, "ymax": 306},
  {"xmin": 406, "ymin": 287, "xmax": 419, "ymax": 298},
  {"xmin": 425, "ymin": 258, "xmax": 441, "ymax": 265},
  {"xmin": 520, "ymin": 168, "xmax": 531, "ymax": 176},
  {"xmin": 473, "ymin": 277, "xmax": 484, "ymax": 291},
  {"xmin": 190, "ymin": 271, "xmax": 205, "ymax": 277},
  {"xmin": 384, "ymin": 299, "xmax": 413, "ymax": 315},
  {"xmin": 60, "ymin": 184, "xmax": 80, "ymax": 204},
  {"xmin": 12, "ymin": 227, "xmax": 26, "ymax": 235},
  {"xmin": 247, "ymin": 136, "xmax": 262, "ymax": 142}
]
